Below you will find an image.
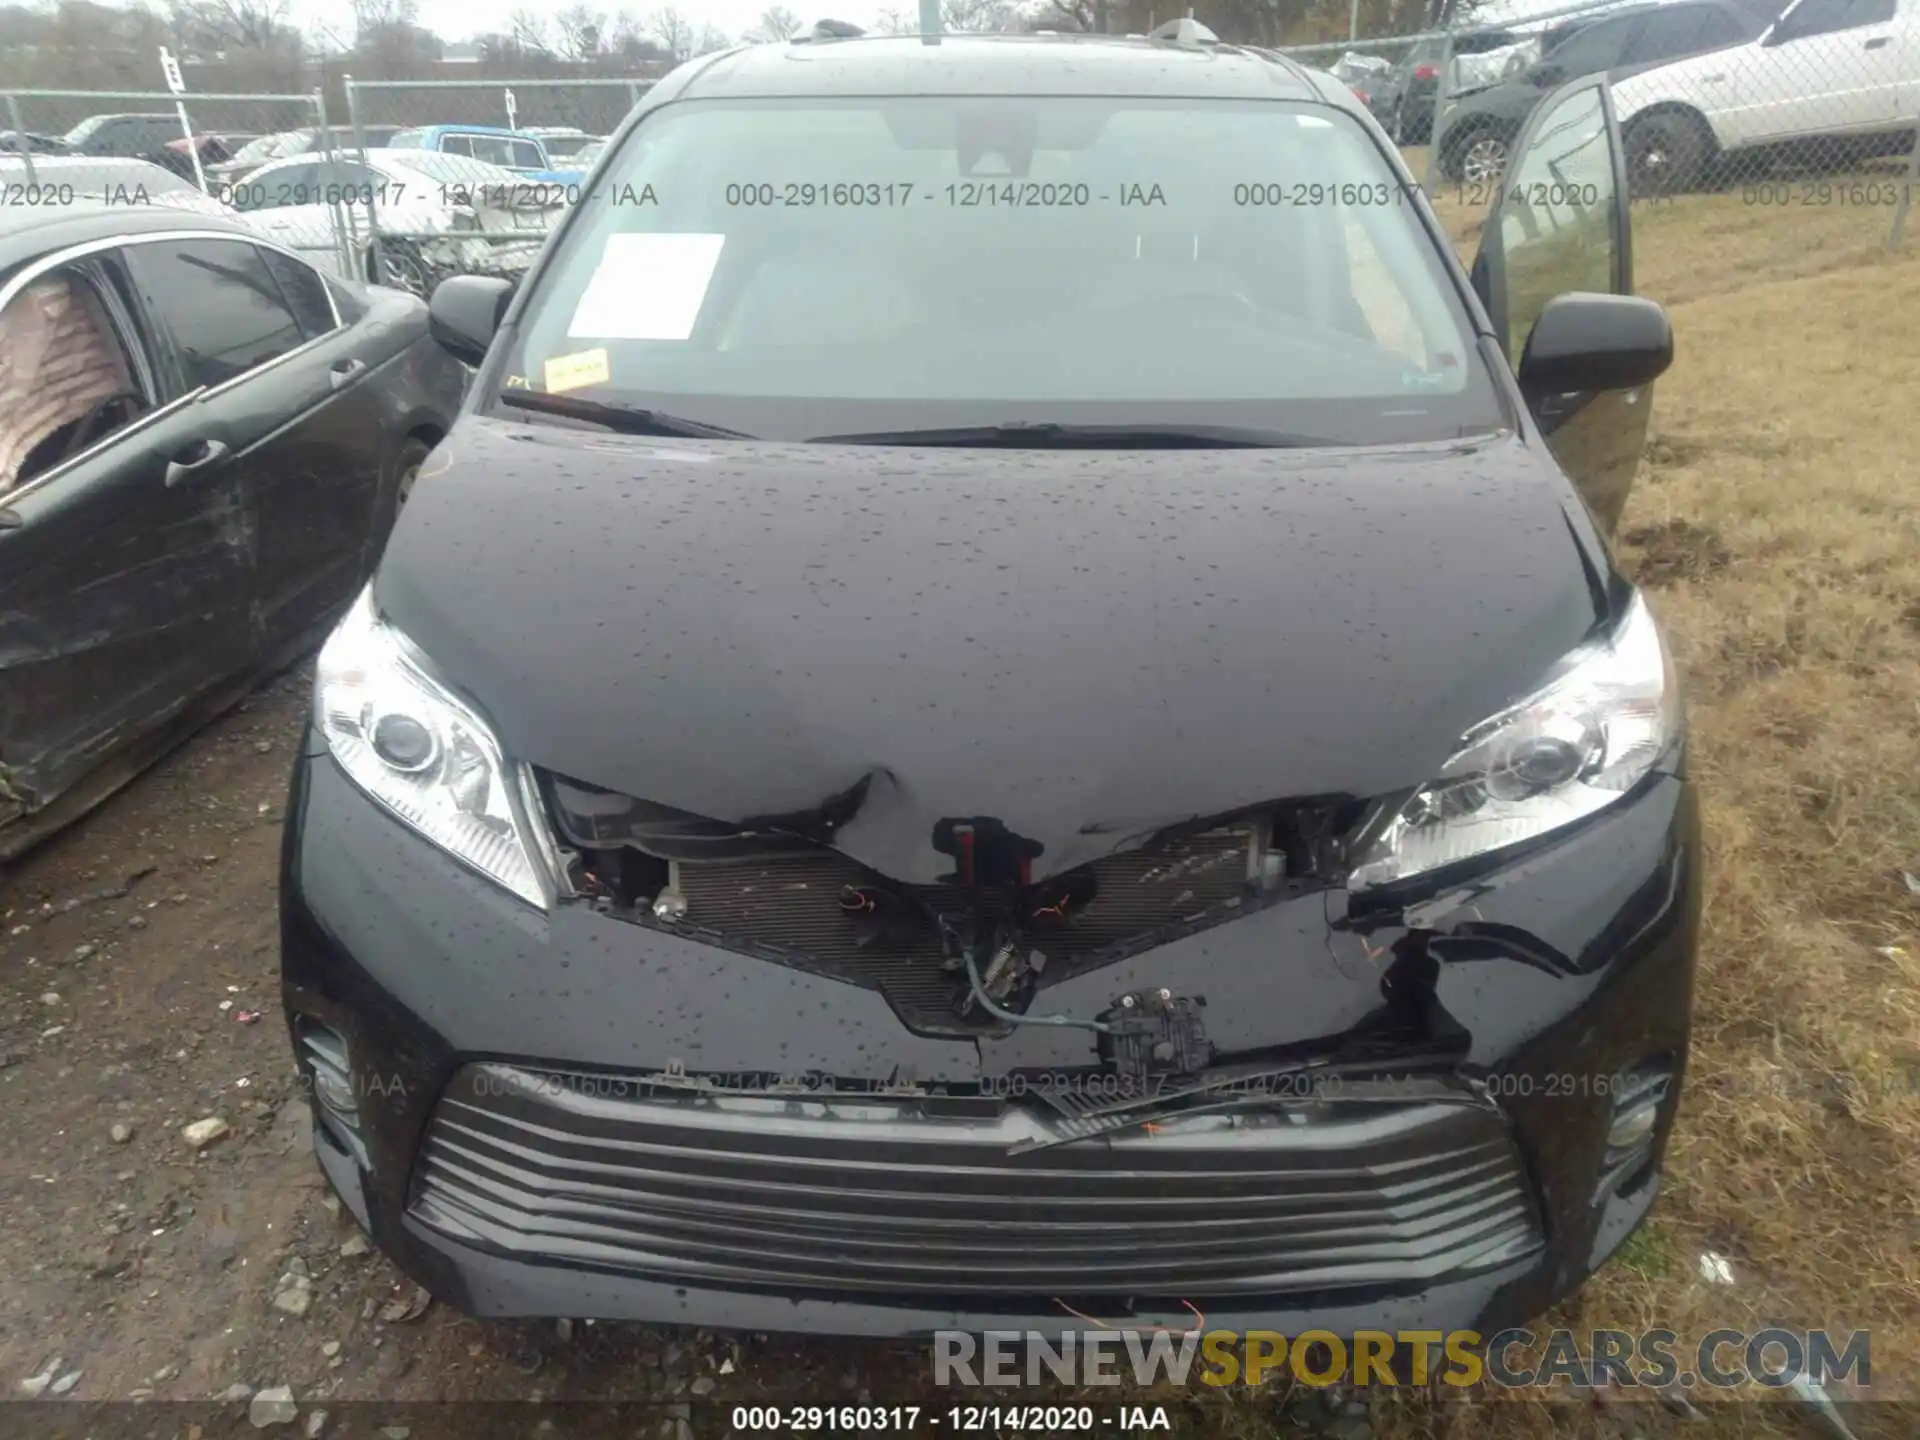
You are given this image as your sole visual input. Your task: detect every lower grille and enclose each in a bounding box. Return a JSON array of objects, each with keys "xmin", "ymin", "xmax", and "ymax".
[{"xmin": 410, "ymin": 1064, "xmax": 1544, "ymax": 1301}]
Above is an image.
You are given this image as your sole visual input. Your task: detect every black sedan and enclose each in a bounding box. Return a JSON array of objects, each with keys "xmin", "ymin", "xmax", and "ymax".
[
  {"xmin": 282, "ymin": 29, "xmax": 1696, "ymax": 1341},
  {"xmin": 0, "ymin": 206, "xmax": 466, "ymax": 858},
  {"xmin": 1434, "ymin": 0, "xmax": 1777, "ymax": 185}
]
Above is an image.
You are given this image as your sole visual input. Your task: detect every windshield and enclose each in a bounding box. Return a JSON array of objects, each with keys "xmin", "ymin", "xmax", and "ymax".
[{"xmin": 493, "ymin": 97, "xmax": 1498, "ymax": 445}]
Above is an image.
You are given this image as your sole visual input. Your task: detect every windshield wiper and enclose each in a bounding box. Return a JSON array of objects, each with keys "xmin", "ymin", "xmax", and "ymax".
[
  {"xmin": 498, "ymin": 389, "xmax": 756, "ymax": 440},
  {"xmin": 809, "ymin": 421, "xmax": 1327, "ymax": 448}
]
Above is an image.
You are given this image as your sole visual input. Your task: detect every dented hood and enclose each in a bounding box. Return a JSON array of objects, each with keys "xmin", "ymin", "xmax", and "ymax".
[{"xmin": 373, "ymin": 418, "xmax": 1603, "ymax": 883}]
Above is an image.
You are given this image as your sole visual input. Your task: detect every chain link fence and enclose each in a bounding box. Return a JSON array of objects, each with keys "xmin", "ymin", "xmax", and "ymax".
[
  {"xmin": 324, "ymin": 76, "xmax": 652, "ymax": 294},
  {"xmin": 1279, "ymin": 0, "xmax": 1917, "ymax": 249},
  {"xmin": 1, "ymin": 76, "xmax": 661, "ymax": 297}
]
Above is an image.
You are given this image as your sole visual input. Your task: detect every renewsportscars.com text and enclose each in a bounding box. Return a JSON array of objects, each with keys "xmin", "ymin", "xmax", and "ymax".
[{"xmin": 934, "ymin": 1328, "xmax": 1871, "ymax": 1391}]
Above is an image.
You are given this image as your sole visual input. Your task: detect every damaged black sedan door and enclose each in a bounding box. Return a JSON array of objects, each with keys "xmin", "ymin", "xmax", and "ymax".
[{"xmin": 0, "ymin": 243, "xmax": 255, "ymax": 849}]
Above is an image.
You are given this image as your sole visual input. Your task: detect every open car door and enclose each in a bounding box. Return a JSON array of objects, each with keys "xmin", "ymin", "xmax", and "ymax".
[{"xmin": 1469, "ymin": 74, "xmax": 1653, "ymax": 534}]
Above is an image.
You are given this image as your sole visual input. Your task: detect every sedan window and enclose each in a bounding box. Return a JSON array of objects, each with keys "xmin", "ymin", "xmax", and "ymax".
[
  {"xmin": 1539, "ymin": 16, "xmax": 1643, "ymax": 74},
  {"xmin": 258, "ymin": 249, "xmax": 339, "ymax": 341},
  {"xmin": 1627, "ymin": 5, "xmax": 1746, "ymax": 61},
  {"xmin": 125, "ymin": 239, "xmax": 309, "ymax": 390},
  {"xmin": 0, "ymin": 262, "xmax": 150, "ymax": 493},
  {"xmin": 1770, "ymin": 0, "xmax": 1894, "ymax": 40}
]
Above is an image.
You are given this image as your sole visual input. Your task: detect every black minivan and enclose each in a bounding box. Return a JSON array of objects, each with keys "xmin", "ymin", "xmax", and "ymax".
[{"xmin": 281, "ymin": 27, "xmax": 1698, "ymax": 1339}]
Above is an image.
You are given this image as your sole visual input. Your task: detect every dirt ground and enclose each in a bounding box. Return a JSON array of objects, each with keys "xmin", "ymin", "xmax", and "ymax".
[{"xmin": 3, "ymin": 171, "xmax": 1917, "ymax": 1439}]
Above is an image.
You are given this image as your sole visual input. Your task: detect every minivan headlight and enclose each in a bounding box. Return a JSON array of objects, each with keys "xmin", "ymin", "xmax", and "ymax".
[
  {"xmin": 1350, "ymin": 591, "xmax": 1679, "ymax": 889},
  {"xmin": 314, "ymin": 586, "xmax": 553, "ymax": 909}
]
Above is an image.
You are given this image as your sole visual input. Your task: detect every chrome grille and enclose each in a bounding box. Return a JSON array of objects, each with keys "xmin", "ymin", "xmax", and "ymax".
[{"xmin": 411, "ymin": 1064, "xmax": 1544, "ymax": 1299}]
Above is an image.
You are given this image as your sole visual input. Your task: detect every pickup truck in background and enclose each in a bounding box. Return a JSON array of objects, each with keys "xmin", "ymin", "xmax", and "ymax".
[{"xmin": 384, "ymin": 125, "xmax": 586, "ymax": 186}]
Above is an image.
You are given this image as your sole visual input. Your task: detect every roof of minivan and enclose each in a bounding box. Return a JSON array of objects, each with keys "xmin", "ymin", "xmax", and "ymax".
[{"xmin": 665, "ymin": 32, "xmax": 1341, "ymax": 104}]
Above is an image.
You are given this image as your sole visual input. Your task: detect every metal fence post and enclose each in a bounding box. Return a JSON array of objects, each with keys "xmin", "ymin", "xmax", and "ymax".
[
  {"xmin": 1891, "ymin": 135, "xmax": 1920, "ymax": 248},
  {"xmin": 312, "ymin": 85, "xmax": 353, "ymax": 278},
  {"xmin": 1421, "ymin": 24, "xmax": 1456, "ymax": 197},
  {"xmin": 343, "ymin": 74, "xmax": 385, "ymax": 284},
  {"xmin": 4, "ymin": 95, "xmax": 36, "ymax": 189}
]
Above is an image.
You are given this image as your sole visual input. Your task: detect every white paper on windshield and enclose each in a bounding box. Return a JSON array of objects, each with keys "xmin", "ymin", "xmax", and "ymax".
[{"xmin": 565, "ymin": 232, "xmax": 726, "ymax": 342}]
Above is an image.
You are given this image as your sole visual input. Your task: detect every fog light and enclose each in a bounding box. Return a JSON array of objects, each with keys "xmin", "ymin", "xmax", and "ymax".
[
  {"xmin": 1605, "ymin": 1100, "xmax": 1660, "ymax": 1152},
  {"xmin": 298, "ymin": 1019, "xmax": 369, "ymax": 1167},
  {"xmin": 1598, "ymin": 1058, "xmax": 1673, "ymax": 1196}
]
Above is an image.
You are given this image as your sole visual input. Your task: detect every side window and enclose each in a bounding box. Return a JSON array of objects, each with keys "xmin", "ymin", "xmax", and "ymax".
[
  {"xmin": 466, "ymin": 135, "xmax": 514, "ymax": 166},
  {"xmin": 1630, "ymin": 5, "xmax": 1744, "ymax": 59},
  {"xmin": 1486, "ymin": 84, "xmax": 1620, "ymax": 361},
  {"xmin": 1772, "ymin": 0, "xmax": 1892, "ymax": 41},
  {"xmin": 507, "ymin": 140, "xmax": 544, "ymax": 169},
  {"xmin": 0, "ymin": 262, "xmax": 150, "ymax": 493},
  {"xmin": 440, "ymin": 134, "xmax": 476, "ymax": 157},
  {"xmin": 1540, "ymin": 18, "xmax": 1642, "ymax": 74},
  {"xmin": 258, "ymin": 249, "xmax": 339, "ymax": 340},
  {"xmin": 126, "ymin": 239, "xmax": 307, "ymax": 389}
]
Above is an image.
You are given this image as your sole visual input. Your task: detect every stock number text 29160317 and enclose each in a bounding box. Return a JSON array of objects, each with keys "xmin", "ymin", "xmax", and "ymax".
[{"xmin": 720, "ymin": 181, "xmax": 1173, "ymax": 208}]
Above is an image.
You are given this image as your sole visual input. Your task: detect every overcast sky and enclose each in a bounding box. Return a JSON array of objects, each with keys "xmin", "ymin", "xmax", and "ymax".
[{"xmin": 295, "ymin": 0, "xmax": 895, "ymax": 47}]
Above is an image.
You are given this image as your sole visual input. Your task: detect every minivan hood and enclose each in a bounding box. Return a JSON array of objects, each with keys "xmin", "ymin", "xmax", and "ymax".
[{"xmin": 373, "ymin": 419, "xmax": 1603, "ymax": 883}]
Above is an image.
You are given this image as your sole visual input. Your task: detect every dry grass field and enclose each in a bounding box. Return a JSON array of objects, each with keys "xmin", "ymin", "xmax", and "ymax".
[{"xmin": 1363, "ymin": 160, "xmax": 1920, "ymax": 1438}]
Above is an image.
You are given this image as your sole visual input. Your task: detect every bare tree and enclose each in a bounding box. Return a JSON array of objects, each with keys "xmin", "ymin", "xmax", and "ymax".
[
  {"xmin": 507, "ymin": 5, "xmax": 552, "ymax": 51},
  {"xmin": 553, "ymin": 2, "xmax": 609, "ymax": 57},
  {"xmin": 646, "ymin": 5, "xmax": 695, "ymax": 61},
  {"xmin": 169, "ymin": 0, "xmax": 297, "ymax": 51},
  {"xmin": 693, "ymin": 22, "xmax": 735, "ymax": 52},
  {"xmin": 877, "ymin": 0, "xmax": 1016, "ymax": 33},
  {"xmin": 748, "ymin": 4, "xmax": 804, "ymax": 40}
]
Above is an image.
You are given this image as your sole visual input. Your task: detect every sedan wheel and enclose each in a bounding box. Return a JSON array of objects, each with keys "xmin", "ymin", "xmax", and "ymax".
[
  {"xmin": 1460, "ymin": 134, "xmax": 1510, "ymax": 188},
  {"xmin": 372, "ymin": 243, "xmax": 431, "ymax": 298},
  {"xmin": 1625, "ymin": 113, "xmax": 1707, "ymax": 198}
]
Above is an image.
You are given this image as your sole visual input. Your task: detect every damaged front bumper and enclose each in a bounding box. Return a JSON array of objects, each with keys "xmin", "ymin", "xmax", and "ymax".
[{"xmin": 280, "ymin": 728, "xmax": 1700, "ymax": 1338}]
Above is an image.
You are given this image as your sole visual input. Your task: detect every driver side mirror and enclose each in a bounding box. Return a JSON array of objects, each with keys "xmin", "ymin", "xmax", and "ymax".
[
  {"xmin": 1516, "ymin": 292, "xmax": 1672, "ymax": 396},
  {"xmin": 427, "ymin": 274, "xmax": 515, "ymax": 367},
  {"xmin": 1528, "ymin": 61, "xmax": 1565, "ymax": 86}
]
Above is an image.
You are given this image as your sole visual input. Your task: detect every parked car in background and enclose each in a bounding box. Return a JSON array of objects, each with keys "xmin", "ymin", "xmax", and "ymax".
[
  {"xmin": 1435, "ymin": 0, "xmax": 1777, "ymax": 184},
  {"xmin": 571, "ymin": 137, "xmax": 609, "ymax": 170},
  {"xmin": 521, "ymin": 125, "xmax": 604, "ymax": 159},
  {"xmin": 1328, "ymin": 50, "xmax": 1394, "ymax": 108},
  {"xmin": 143, "ymin": 131, "xmax": 259, "ymax": 180},
  {"xmin": 229, "ymin": 149, "xmax": 567, "ymax": 295},
  {"xmin": 385, "ymin": 124, "xmax": 586, "ymax": 184},
  {"xmin": 0, "ymin": 206, "xmax": 465, "ymax": 859},
  {"xmin": 210, "ymin": 127, "xmax": 403, "ymax": 185},
  {"xmin": 61, "ymin": 113, "xmax": 183, "ymax": 158},
  {"xmin": 0, "ymin": 156, "xmax": 236, "ymax": 219},
  {"xmin": 1377, "ymin": 27, "xmax": 1522, "ymax": 143},
  {"xmin": 1612, "ymin": 0, "xmax": 1919, "ymax": 192}
]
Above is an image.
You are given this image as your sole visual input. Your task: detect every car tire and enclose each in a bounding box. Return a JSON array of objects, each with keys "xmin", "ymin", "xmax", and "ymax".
[
  {"xmin": 1625, "ymin": 111, "xmax": 1710, "ymax": 198},
  {"xmin": 1446, "ymin": 126, "xmax": 1511, "ymax": 187},
  {"xmin": 366, "ymin": 240, "xmax": 432, "ymax": 299},
  {"xmin": 393, "ymin": 437, "xmax": 432, "ymax": 518}
]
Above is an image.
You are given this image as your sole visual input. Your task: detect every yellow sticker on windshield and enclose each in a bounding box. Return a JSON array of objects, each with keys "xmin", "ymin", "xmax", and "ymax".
[{"xmin": 543, "ymin": 348, "xmax": 610, "ymax": 395}]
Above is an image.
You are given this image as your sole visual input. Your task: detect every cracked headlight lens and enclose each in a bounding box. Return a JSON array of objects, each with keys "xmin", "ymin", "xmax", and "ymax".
[
  {"xmin": 1351, "ymin": 590, "xmax": 1679, "ymax": 889},
  {"xmin": 314, "ymin": 586, "xmax": 552, "ymax": 908}
]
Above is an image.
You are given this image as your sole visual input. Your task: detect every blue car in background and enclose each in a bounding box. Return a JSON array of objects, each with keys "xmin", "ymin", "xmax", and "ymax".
[{"xmin": 384, "ymin": 125, "xmax": 584, "ymax": 186}]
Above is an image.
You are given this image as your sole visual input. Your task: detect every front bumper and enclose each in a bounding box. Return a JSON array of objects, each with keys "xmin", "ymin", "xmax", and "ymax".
[{"xmin": 281, "ymin": 730, "xmax": 1700, "ymax": 1338}]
